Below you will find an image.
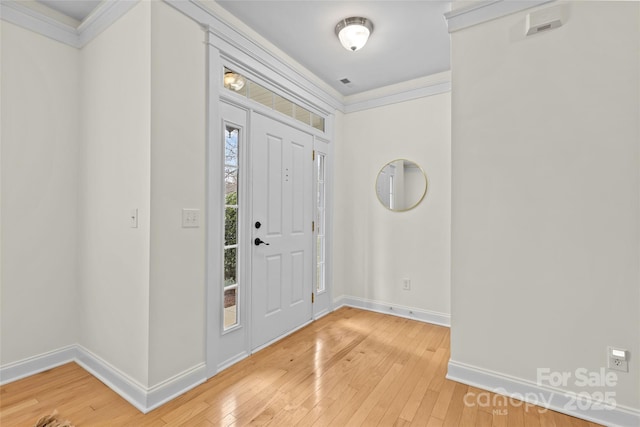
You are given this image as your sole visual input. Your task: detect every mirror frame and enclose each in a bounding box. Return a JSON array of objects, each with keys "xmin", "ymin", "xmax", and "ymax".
[{"xmin": 375, "ymin": 159, "xmax": 428, "ymax": 212}]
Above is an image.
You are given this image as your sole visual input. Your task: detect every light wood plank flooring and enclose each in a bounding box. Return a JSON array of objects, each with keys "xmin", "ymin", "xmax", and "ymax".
[{"xmin": 0, "ymin": 307, "xmax": 602, "ymax": 426}]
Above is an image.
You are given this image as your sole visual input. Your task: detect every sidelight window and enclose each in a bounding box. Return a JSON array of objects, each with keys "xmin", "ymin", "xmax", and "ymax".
[
  {"xmin": 316, "ymin": 153, "xmax": 326, "ymax": 293},
  {"xmin": 224, "ymin": 125, "xmax": 240, "ymax": 330}
]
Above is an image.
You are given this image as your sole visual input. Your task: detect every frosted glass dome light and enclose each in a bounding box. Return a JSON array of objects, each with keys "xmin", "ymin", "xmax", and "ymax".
[{"xmin": 335, "ymin": 17, "xmax": 374, "ymax": 52}]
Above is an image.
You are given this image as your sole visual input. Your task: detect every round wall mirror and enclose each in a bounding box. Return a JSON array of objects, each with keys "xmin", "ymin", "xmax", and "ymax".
[{"xmin": 375, "ymin": 159, "xmax": 427, "ymax": 211}]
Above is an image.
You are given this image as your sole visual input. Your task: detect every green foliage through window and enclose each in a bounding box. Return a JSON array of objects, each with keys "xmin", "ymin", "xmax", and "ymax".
[{"xmin": 224, "ymin": 191, "xmax": 238, "ymax": 286}]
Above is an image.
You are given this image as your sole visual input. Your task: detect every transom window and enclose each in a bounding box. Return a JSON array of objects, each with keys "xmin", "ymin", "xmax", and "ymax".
[{"xmin": 223, "ymin": 68, "xmax": 325, "ymax": 132}]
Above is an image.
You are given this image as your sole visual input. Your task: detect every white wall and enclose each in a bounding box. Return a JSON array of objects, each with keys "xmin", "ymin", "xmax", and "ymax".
[
  {"xmin": 1, "ymin": 22, "xmax": 80, "ymax": 365},
  {"xmin": 1, "ymin": 0, "xmax": 451, "ymax": 404},
  {"xmin": 335, "ymin": 93, "xmax": 451, "ymax": 317},
  {"xmin": 450, "ymin": 0, "xmax": 639, "ymax": 411},
  {"xmin": 79, "ymin": 1, "xmax": 151, "ymax": 387},
  {"xmin": 148, "ymin": 0, "xmax": 206, "ymax": 387},
  {"xmin": 1, "ymin": 0, "xmax": 209, "ymax": 393}
]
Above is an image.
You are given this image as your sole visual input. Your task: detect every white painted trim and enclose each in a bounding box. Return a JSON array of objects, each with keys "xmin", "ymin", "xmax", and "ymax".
[
  {"xmin": 0, "ymin": 345, "xmax": 206, "ymax": 414},
  {"xmin": 444, "ymin": 0, "xmax": 555, "ymax": 33},
  {"xmin": 217, "ymin": 351, "xmax": 250, "ymax": 373},
  {"xmin": 0, "ymin": 345, "xmax": 76, "ymax": 385},
  {"xmin": 333, "ymin": 295, "xmax": 451, "ymax": 327},
  {"xmin": 165, "ymin": 0, "xmax": 341, "ymax": 115},
  {"xmin": 77, "ymin": 346, "xmax": 206, "ymax": 413},
  {"xmin": 3, "ymin": 0, "xmax": 450, "ymax": 110},
  {"xmin": 0, "ymin": 0, "xmax": 139, "ymax": 48},
  {"xmin": 77, "ymin": 0, "xmax": 139, "ymax": 47},
  {"xmin": 312, "ymin": 137, "xmax": 332, "ymax": 317},
  {"xmin": 313, "ymin": 307, "xmax": 332, "ymax": 321},
  {"xmin": 1, "ymin": 0, "xmax": 80, "ymax": 47},
  {"xmin": 166, "ymin": 0, "xmax": 452, "ymax": 115},
  {"xmin": 204, "ymin": 38, "xmax": 224, "ymax": 380},
  {"xmin": 447, "ymin": 360, "xmax": 640, "ymax": 427},
  {"xmin": 75, "ymin": 346, "xmax": 149, "ymax": 413},
  {"xmin": 146, "ymin": 363, "xmax": 207, "ymax": 412},
  {"xmin": 344, "ymin": 81, "xmax": 451, "ymax": 114}
]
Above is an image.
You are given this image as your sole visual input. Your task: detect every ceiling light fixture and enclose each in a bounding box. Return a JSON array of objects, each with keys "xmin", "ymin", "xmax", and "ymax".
[
  {"xmin": 335, "ymin": 17, "xmax": 373, "ymax": 52},
  {"xmin": 224, "ymin": 71, "xmax": 246, "ymax": 91}
]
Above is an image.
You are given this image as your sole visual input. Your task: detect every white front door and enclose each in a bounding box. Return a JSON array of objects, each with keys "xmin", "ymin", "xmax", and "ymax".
[{"xmin": 251, "ymin": 113, "xmax": 314, "ymax": 350}]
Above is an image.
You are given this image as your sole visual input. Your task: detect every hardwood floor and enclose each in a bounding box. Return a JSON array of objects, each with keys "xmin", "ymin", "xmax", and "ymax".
[{"xmin": 0, "ymin": 307, "xmax": 602, "ymax": 426}]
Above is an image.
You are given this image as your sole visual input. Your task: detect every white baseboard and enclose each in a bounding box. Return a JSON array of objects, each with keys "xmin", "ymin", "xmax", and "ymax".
[
  {"xmin": 313, "ymin": 307, "xmax": 332, "ymax": 320},
  {"xmin": 1, "ymin": 345, "xmax": 206, "ymax": 414},
  {"xmin": 75, "ymin": 346, "xmax": 148, "ymax": 413},
  {"xmin": 217, "ymin": 351, "xmax": 249, "ymax": 373},
  {"xmin": 447, "ymin": 360, "xmax": 640, "ymax": 427},
  {"xmin": 333, "ymin": 295, "xmax": 451, "ymax": 327},
  {"xmin": 146, "ymin": 362, "xmax": 206, "ymax": 412},
  {"xmin": 0, "ymin": 345, "xmax": 76, "ymax": 385}
]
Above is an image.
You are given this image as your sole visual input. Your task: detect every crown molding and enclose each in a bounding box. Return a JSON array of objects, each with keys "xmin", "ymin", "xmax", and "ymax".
[
  {"xmin": 445, "ymin": 0, "xmax": 555, "ymax": 33},
  {"xmin": 0, "ymin": 0, "xmax": 139, "ymax": 48},
  {"xmin": 166, "ymin": 0, "xmax": 342, "ymax": 115},
  {"xmin": 167, "ymin": 0, "xmax": 451, "ymax": 116},
  {"xmin": 1, "ymin": 0, "xmax": 81, "ymax": 47},
  {"xmin": 344, "ymin": 82, "xmax": 451, "ymax": 114},
  {"xmin": 2, "ymin": 0, "xmax": 451, "ymax": 115},
  {"xmin": 344, "ymin": 72, "xmax": 451, "ymax": 114},
  {"xmin": 78, "ymin": 0, "xmax": 139, "ymax": 47}
]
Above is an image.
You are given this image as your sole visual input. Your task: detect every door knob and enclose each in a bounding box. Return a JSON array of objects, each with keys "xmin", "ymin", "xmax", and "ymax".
[{"xmin": 254, "ymin": 238, "xmax": 270, "ymax": 246}]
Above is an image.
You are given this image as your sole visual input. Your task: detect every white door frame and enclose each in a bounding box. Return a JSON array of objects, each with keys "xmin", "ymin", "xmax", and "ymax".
[
  {"xmin": 312, "ymin": 137, "xmax": 333, "ymax": 319},
  {"xmin": 212, "ymin": 100, "xmax": 252, "ymax": 372},
  {"xmin": 200, "ymin": 27, "xmax": 335, "ymax": 379},
  {"xmin": 209, "ymin": 95, "xmax": 332, "ymax": 374}
]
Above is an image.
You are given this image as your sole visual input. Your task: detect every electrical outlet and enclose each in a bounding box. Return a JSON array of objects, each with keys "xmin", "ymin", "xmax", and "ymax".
[
  {"xmin": 607, "ymin": 347, "xmax": 628, "ymax": 372},
  {"xmin": 402, "ymin": 278, "xmax": 411, "ymax": 291}
]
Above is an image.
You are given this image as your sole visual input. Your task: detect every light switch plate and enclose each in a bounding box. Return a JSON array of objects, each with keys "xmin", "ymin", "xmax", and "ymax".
[{"xmin": 182, "ymin": 208, "xmax": 200, "ymax": 228}]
